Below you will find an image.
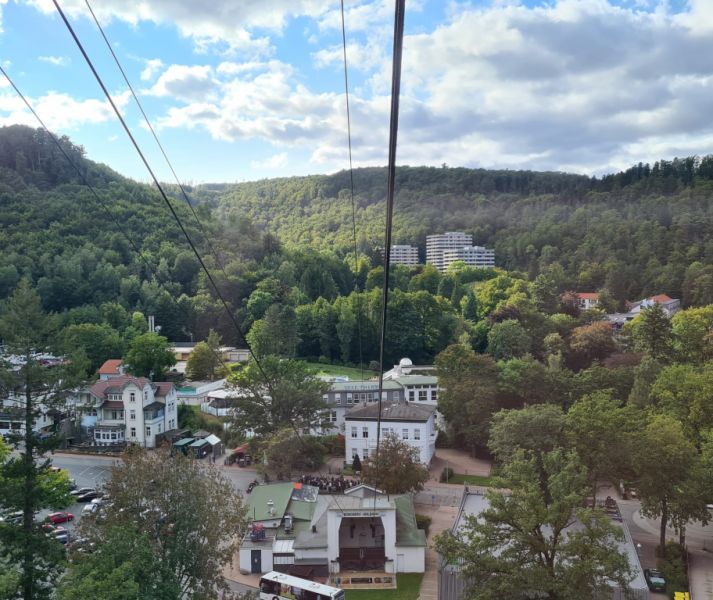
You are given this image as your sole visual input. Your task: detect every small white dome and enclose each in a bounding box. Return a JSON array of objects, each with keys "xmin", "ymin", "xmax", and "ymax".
[{"xmin": 399, "ymin": 357, "xmax": 413, "ymax": 366}]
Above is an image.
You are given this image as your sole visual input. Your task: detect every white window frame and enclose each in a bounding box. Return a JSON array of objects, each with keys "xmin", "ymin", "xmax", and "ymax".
[
  {"xmin": 362, "ymin": 426, "xmax": 369, "ymax": 438},
  {"xmin": 414, "ymin": 428, "xmax": 421, "ymax": 440},
  {"xmin": 402, "ymin": 428, "xmax": 409, "ymax": 440},
  {"xmin": 351, "ymin": 426, "xmax": 357, "ymax": 438}
]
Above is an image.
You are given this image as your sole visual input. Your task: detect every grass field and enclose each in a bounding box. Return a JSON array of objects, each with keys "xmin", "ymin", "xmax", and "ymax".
[
  {"xmin": 344, "ymin": 574, "xmax": 423, "ymax": 600},
  {"xmin": 446, "ymin": 473, "xmax": 497, "ymax": 486},
  {"xmin": 303, "ymin": 362, "xmax": 378, "ymax": 380}
]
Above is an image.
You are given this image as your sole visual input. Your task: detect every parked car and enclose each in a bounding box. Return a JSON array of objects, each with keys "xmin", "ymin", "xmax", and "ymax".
[
  {"xmin": 54, "ymin": 527, "xmax": 70, "ymax": 545},
  {"xmin": 76, "ymin": 490, "xmax": 99, "ymax": 502},
  {"xmin": 644, "ymin": 568, "xmax": 666, "ymax": 592},
  {"xmin": 47, "ymin": 512, "xmax": 74, "ymax": 524},
  {"xmin": 70, "ymin": 487, "xmax": 95, "ymax": 497},
  {"xmin": 82, "ymin": 503, "xmax": 99, "ymax": 516},
  {"xmin": 3, "ymin": 511, "xmax": 24, "ymax": 525}
]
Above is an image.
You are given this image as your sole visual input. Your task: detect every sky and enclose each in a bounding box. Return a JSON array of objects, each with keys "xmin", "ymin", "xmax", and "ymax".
[{"xmin": 0, "ymin": 0, "xmax": 712, "ymax": 183}]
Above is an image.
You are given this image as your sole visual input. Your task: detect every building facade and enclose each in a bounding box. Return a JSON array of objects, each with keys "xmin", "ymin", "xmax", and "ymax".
[
  {"xmin": 388, "ymin": 244, "xmax": 420, "ymax": 266},
  {"xmin": 345, "ymin": 402, "xmax": 437, "ymax": 465},
  {"xmin": 321, "ymin": 380, "xmax": 405, "ymax": 433},
  {"xmin": 239, "ymin": 482, "xmax": 426, "ymax": 583},
  {"xmin": 87, "ymin": 375, "xmax": 178, "ymax": 448},
  {"xmin": 426, "ymin": 232, "xmax": 473, "ymax": 271},
  {"xmin": 441, "ymin": 245, "xmax": 495, "ymax": 271}
]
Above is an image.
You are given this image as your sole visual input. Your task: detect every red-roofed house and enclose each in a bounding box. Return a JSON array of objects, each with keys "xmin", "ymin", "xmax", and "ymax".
[
  {"xmin": 98, "ymin": 359, "xmax": 124, "ymax": 380},
  {"xmin": 87, "ymin": 375, "xmax": 177, "ymax": 448},
  {"xmin": 574, "ymin": 292, "xmax": 600, "ymax": 311}
]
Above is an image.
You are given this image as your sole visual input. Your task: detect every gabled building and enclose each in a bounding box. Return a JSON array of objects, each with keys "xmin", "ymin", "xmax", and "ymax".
[
  {"xmin": 98, "ymin": 359, "xmax": 124, "ymax": 380},
  {"xmin": 608, "ymin": 294, "xmax": 681, "ymax": 327},
  {"xmin": 573, "ymin": 292, "xmax": 600, "ymax": 311},
  {"xmin": 239, "ymin": 482, "xmax": 426, "ymax": 585},
  {"xmin": 345, "ymin": 401, "xmax": 437, "ymax": 465},
  {"xmin": 87, "ymin": 375, "xmax": 178, "ymax": 448}
]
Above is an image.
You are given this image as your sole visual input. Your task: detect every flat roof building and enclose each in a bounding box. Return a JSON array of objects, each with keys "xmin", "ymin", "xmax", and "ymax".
[
  {"xmin": 388, "ymin": 245, "xmax": 420, "ymax": 266},
  {"xmin": 426, "ymin": 232, "xmax": 473, "ymax": 272}
]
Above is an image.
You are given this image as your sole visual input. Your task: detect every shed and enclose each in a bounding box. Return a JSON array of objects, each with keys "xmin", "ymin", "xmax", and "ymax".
[
  {"xmin": 190, "ymin": 437, "xmax": 211, "ymax": 459},
  {"xmin": 204, "ymin": 433, "xmax": 224, "ymax": 458},
  {"xmin": 172, "ymin": 437, "xmax": 195, "ymax": 456}
]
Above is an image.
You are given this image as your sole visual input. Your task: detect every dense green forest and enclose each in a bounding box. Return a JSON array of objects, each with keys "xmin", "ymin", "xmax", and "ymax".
[{"xmin": 3, "ymin": 124, "xmax": 713, "ymax": 375}]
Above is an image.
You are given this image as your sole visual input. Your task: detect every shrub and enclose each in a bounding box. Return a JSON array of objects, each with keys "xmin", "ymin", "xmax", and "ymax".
[
  {"xmin": 416, "ymin": 514, "xmax": 432, "ymax": 536},
  {"xmin": 440, "ymin": 467, "xmax": 454, "ymax": 483},
  {"xmin": 368, "ymin": 360, "xmax": 380, "ymax": 372},
  {"xmin": 321, "ymin": 434, "xmax": 345, "ymax": 456},
  {"xmin": 435, "ymin": 429, "xmax": 452, "ymax": 448}
]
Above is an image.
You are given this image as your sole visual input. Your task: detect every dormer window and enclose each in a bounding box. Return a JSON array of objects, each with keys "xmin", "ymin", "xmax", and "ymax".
[{"xmin": 130, "ymin": 392, "xmax": 135, "ymax": 402}]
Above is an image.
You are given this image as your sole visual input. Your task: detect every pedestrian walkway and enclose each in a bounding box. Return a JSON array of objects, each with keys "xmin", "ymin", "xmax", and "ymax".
[
  {"xmin": 413, "ymin": 502, "xmax": 459, "ymax": 600},
  {"xmin": 689, "ymin": 550, "xmax": 713, "ymax": 600}
]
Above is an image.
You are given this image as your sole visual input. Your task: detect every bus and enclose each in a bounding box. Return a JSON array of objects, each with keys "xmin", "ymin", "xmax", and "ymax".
[{"xmin": 259, "ymin": 571, "xmax": 345, "ymax": 600}]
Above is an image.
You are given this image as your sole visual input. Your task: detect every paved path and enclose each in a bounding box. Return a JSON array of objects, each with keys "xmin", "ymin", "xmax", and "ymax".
[
  {"xmin": 689, "ymin": 550, "xmax": 713, "ymax": 600},
  {"xmin": 414, "ymin": 502, "xmax": 459, "ymax": 600}
]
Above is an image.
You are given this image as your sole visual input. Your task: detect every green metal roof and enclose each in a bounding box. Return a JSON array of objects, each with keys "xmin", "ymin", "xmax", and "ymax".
[
  {"xmin": 189, "ymin": 438, "xmax": 210, "ymax": 447},
  {"xmin": 172, "ymin": 438, "xmax": 195, "ymax": 447},
  {"xmin": 287, "ymin": 498, "xmax": 317, "ymax": 522},
  {"xmin": 394, "ymin": 496, "xmax": 427, "ymax": 547},
  {"xmin": 396, "ymin": 375, "xmax": 438, "ymax": 385},
  {"xmin": 248, "ymin": 483, "xmax": 295, "ymax": 523}
]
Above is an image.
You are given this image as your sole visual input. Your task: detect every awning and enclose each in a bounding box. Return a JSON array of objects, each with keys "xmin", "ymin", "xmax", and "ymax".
[
  {"xmin": 204, "ymin": 434, "xmax": 221, "ymax": 446},
  {"xmin": 273, "ymin": 539, "xmax": 294, "ymax": 554}
]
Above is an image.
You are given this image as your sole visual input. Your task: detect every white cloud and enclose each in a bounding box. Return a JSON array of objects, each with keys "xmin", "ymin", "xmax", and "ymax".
[
  {"xmin": 250, "ymin": 152, "xmax": 288, "ymax": 170},
  {"xmin": 27, "ymin": 0, "xmax": 329, "ymax": 54},
  {"xmin": 38, "ymin": 55, "xmax": 69, "ymax": 67},
  {"xmin": 0, "ymin": 90, "xmax": 131, "ymax": 131},
  {"xmin": 140, "ymin": 58, "xmax": 164, "ymax": 81},
  {"xmin": 144, "ymin": 65, "xmax": 217, "ymax": 101}
]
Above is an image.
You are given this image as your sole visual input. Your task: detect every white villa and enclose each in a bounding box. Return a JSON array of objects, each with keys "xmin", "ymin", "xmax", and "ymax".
[
  {"xmin": 86, "ymin": 375, "xmax": 178, "ymax": 448},
  {"xmin": 345, "ymin": 401, "xmax": 437, "ymax": 466}
]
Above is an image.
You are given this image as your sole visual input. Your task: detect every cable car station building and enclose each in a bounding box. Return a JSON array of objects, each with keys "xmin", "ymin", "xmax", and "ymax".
[{"xmin": 239, "ymin": 482, "xmax": 426, "ymax": 588}]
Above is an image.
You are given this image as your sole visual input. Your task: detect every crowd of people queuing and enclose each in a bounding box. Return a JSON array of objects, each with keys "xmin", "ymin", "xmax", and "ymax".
[{"xmin": 298, "ymin": 474, "xmax": 361, "ymax": 494}]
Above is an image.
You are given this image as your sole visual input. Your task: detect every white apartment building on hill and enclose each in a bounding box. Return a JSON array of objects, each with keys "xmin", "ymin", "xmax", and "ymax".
[
  {"xmin": 389, "ymin": 244, "xmax": 420, "ymax": 266},
  {"xmin": 426, "ymin": 232, "xmax": 473, "ymax": 271},
  {"xmin": 442, "ymin": 245, "xmax": 495, "ymax": 271}
]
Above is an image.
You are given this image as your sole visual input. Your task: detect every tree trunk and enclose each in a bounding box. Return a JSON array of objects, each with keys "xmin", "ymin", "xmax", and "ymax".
[
  {"xmin": 660, "ymin": 500, "xmax": 668, "ymax": 556},
  {"xmin": 679, "ymin": 525, "xmax": 686, "ymax": 548}
]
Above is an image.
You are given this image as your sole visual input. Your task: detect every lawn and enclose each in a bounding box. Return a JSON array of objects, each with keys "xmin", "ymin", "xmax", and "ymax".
[
  {"xmin": 446, "ymin": 473, "xmax": 497, "ymax": 486},
  {"xmin": 345, "ymin": 574, "xmax": 423, "ymax": 600},
  {"xmin": 303, "ymin": 362, "xmax": 378, "ymax": 380}
]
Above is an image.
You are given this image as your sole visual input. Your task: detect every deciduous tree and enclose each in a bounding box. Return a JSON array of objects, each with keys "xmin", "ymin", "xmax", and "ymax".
[
  {"xmin": 361, "ymin": 434, "xmax": 429, "ymax": 495},
  {"xmin": 123, "ymin": 331, "xmax": 176, "ymax": 380},
  {"xmin": 228, "ymin": 357, "xmax": 329, "ymax": 437},
  {"xmin": 435, "ymin": 449, "xmax": 632, "ymax": 600}
]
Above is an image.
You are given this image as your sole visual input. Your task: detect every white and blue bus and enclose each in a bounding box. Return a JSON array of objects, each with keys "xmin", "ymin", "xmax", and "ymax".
[{"xmin": 259, "ymin": 571, "xmax": 344, "ymax": 600}]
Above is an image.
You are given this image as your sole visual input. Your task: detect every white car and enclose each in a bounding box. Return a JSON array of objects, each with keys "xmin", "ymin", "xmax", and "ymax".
[{"xmin": 81, "ymin": 503, "xmax": 99, "ymax": 516}]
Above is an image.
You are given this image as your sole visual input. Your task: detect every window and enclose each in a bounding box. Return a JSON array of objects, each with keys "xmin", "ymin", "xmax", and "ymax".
[
  {"xmin": 129, "ymin": 392, "xmax": 135, "ymax": 402},
  {"xmin": 351, "ymin": 426, "xmax": 357, "ymax": 438},
  {"xmin": 323, "ymin": 394, "xmax": 329, "ymax": 404},
  {"xmin": 382, "ymin": 427, "xmax": 390, "ymax": 436},
  {"xmin": 146, "ymin": 426, "xmax": 151, "ymax": 437},
  {"xmin": 402, "ymin": 428, "xmax": 409, "ymax": 440},
  {"xmin": 330, "ymin": 410, "xmax": 337, "ymax": 423},
  {"xmin": 110, "ymin": 433, "xmax": 116, "ymax": 440},
  {"xmin": 130, "ymin": 427, "xmax": 136, "ymax": 437},
  {"xmin": 432, "ymin": 390, "xmax": 438, "ymax": 402},
  {"xmin": 129, "ymin": 410, "xmax": 136, "ymax": 420},
  {"xmin": 419, "ymin": 390, "xmax": 428, "ymax": 402},
  {"xmin": 158, "ymin": 423, "xmax": 162, "ymax": 433},
  {"xmin": 362, "ymin": 427, "xmax": 369, "ymax": 438},
  {"xmin": 409, "ymin": 390, "xmax": 415, "ymax": 401},
  {"xmin": 414, "ymin": 428, "xmax": 421, "ymax": 440},
  {"xmin": 347, "ymin": 393, "xmax": 353, "ymax": 405},
  {"xmin": 352, "ymin": 448, "xmax": 358, "ymax": 458},
  {"xmin": 362, "ymin": 448, "xmax": 369, "ymax": 459}
]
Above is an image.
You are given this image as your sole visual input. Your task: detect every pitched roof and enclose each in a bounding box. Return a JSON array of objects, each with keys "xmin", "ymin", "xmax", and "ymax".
[
  {"xmin": 89, "ymin": 375, "xmax": 150, "ymax": 400},
  {"xmin": 98, "ymin": 359, "xmax": 123, "ymax": 375},
  {"xmin": 102, "ymin": 400, "xmax": 124, "ymax": 409},
  {"xmin": 152, "ymin": 382, "xmax": 174, "ymax": 397},
  {"xmin": 393, "ymin": 375, "xmax": 438, "ymax": 386},
  {"xmin": 648, "ymin": 294, "xmax": 674, "ymax": 304},
  {"xmin": 575, "ymin": 292, "xmax": 599, "ymax": 300},
  {"xmin": 345, "ymin": 401, "xmax": 435, "ymax": 422}
]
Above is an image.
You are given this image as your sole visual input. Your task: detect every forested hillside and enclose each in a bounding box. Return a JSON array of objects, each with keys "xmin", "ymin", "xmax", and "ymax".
[
  {"xmin": 210, "ymin": 159, "xmax": 713, "ymax": 304},
  {"xmin": 4, "ymin": 125, "xmax": 713, "ymax": 376}
]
